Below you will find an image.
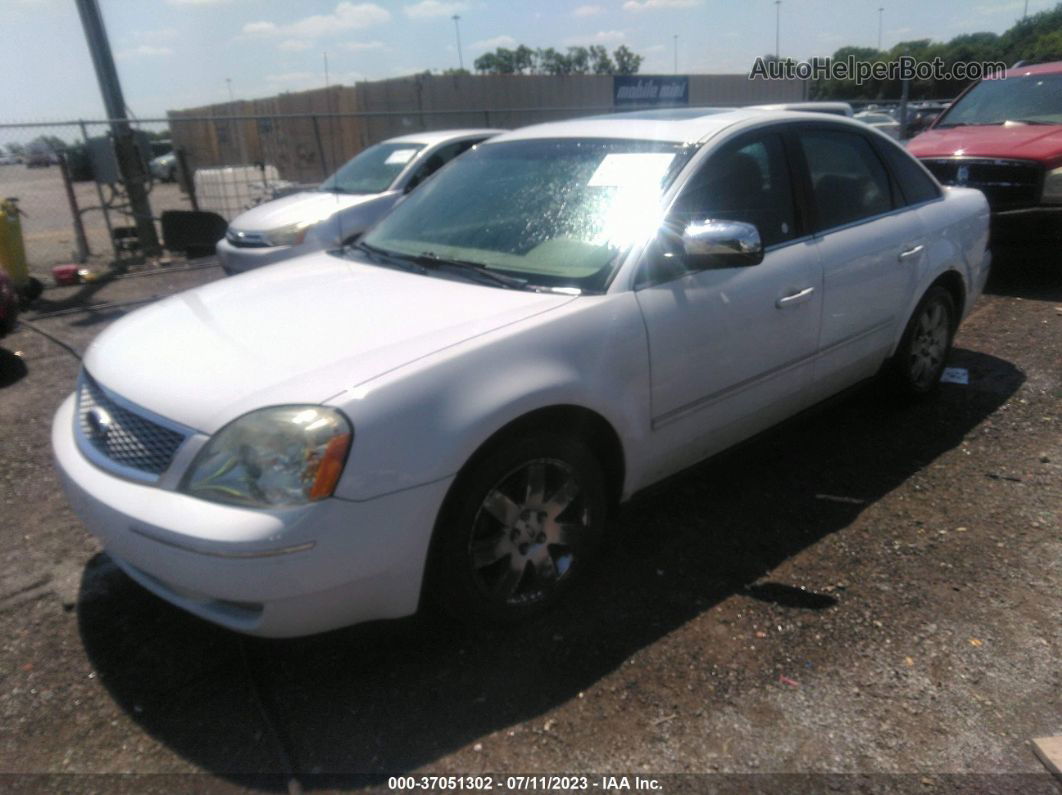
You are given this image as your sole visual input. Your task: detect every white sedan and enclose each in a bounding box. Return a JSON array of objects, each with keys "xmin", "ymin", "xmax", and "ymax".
[
  {"xmin": 54, "ymin": 109, "xmax": 990, "ymax": 637},
  {"xmin": 215, "ymin": 128, "xmax": 502, "ymax": 275},
  {"xmin": 855, "ymin": 111, "xmax": 902, "ymax": 140}
]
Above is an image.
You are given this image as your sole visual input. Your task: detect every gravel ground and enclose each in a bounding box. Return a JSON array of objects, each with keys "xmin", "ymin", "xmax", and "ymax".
[{"xmin": 0, "ymin": 254, "xmax": 1058, "ymax": 794}]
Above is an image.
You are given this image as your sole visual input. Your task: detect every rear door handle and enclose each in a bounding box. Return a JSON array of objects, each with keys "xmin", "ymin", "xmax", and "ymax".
[
  {"xmin": 775, "ymin": 287, "xmax": 815, "ymax": 308},
  {"xmin": 898, "ymin": 244, "xmax": 925, "ymax": 261}
]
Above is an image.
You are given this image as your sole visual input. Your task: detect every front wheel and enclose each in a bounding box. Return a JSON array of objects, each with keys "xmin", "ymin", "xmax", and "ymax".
[
  {"xmin": 428, "ymin": 433, "xmax": 607, "ymax": 625},
  {"xmin": 887, "ymin": 285, "xmax": 956, "ymax": 399}
]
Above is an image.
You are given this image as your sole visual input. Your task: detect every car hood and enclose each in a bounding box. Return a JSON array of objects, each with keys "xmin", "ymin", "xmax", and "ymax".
[
  {"xmin": 229, "ymin": 190, "xmax": 396, "ymax": 233},
  {"xmin": 83, "ymin": 252, "xmax": 577, "ymax": 433},
  {"xmin": 908, "ymin": 124, "xmax": 1062, "ymax": 166}
]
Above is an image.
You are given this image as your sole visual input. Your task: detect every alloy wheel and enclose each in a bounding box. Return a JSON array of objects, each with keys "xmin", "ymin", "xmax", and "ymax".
[{"xmin": 467, "ymin": 458, "xmax": 590, "ymax": 606}]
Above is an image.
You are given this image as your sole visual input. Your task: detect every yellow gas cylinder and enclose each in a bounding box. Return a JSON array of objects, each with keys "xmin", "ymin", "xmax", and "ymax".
[{"xmin": 0, "ymin": 197, "xmax": 29, "ymax": 289}]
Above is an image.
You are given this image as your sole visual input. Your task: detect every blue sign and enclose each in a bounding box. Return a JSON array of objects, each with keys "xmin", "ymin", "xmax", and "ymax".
[{"xmin": 613, "ymin": 76, "xmax": 689, "ymax": 107}]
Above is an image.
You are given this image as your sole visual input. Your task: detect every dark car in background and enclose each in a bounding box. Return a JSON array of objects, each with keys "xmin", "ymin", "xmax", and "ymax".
[{"xmin": 907, "ymin": 61, "xmax": 1062, "ymax": 254}]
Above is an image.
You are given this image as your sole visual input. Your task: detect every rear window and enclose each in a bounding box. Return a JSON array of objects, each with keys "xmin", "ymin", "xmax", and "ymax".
[
  {"xmin": 877, "ymin": 141, "xmax": 941, "ymax": 206},
  {"xmin": 798, "ymin": 128, "xmax": 894, "ymax": 230}
]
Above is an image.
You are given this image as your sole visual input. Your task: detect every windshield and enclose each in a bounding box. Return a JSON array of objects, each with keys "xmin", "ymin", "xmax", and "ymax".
[
  {"xmin": 319, "ymin": 141, "xmax": 426, "ymax": 194},
  {"xmin": 358, "ymin": 138, "xmax": 694, "ymax": 292},
  {"xmin": 937, "ymin": 73, "xmax": 1062, "ymax": 127}
]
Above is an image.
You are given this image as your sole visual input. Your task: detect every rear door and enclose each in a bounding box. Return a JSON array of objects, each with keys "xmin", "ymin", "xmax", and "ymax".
[{"xmin": 792, "ymin": 124, "xmax": 924, "ymax": 398}]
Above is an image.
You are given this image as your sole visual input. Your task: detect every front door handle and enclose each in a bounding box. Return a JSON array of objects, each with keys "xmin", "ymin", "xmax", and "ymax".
[
  {"xmin": 775, "ymin": 286, "xmax": 815, "ymax": 308},
  {"xmin": 898, "ymin": 244, "xmax": 925, "ymax": 261}
]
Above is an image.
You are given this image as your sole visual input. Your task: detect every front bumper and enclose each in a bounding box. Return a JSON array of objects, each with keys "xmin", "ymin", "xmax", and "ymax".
[
  {"xmin": 52, "ymin": 394, "xmax": 453, "ymax": 637},
  {"xmin": 215, "ymin": 236, "xmax": 322, "ymax": 276},
  {"xmin": 990, "ymin": 206, "xmax": 1062, "ymax": 250}
]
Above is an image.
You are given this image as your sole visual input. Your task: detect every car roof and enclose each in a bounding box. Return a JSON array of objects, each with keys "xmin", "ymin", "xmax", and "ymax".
[
  {"xmin": 486, "ymin": 107, "xmax": 868, "ymax": 145},
  {"xmin": 383, "ymin": 128, "xmax": 505, "ymax": 146},
  {"xmin": 753, "ymin": 101, "xmax": 854, "ymax": 116},
  {"xmin": 1000, "ymin": 60, "xmax": 1062, "ymax": 78}
]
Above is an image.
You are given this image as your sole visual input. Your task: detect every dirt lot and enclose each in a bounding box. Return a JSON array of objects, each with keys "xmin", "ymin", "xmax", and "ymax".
[{"xmin": 0, "ymin": 255, "xmax": 1058, "ymax": 793}]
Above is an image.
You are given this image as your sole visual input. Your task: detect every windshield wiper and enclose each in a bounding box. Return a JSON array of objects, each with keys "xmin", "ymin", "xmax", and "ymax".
[
  {"xmin": 412, "ymin": 251, "xmax": 528, "ymax": 290},
  {"xmin": 346, "ymin": 240, "xmax": 429, "ymax": 274}
]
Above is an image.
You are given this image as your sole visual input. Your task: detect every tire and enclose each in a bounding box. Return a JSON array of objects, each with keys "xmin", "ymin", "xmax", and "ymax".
[
  {"xmin": 427, "ymin": 432, "xmax": 607, "ymax": 625},
  {"xmin": 887, "ymin": 285, "xmax": 956, "ymax": 399}
]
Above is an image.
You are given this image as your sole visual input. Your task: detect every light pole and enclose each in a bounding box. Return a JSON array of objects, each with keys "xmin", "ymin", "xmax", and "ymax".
[
  {"xmin": 878, "ymin": 7, "xmax": 884, "ymax": 49},
  {"xmin": 452, "ymin": 14, "xmax": 464, "ymax": 70},
  {"xmin": 673, "ymin": 34, "xmax": 678, "ymax": 74},
  {"xmin": 774, "ymin": 0, "xmax": 781, "ymax": 59}
]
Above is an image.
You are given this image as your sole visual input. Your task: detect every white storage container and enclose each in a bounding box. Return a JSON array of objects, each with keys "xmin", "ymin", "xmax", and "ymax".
[{"xmin": 193, "ymin": 165, "xmax": 282, "ymax": 220}]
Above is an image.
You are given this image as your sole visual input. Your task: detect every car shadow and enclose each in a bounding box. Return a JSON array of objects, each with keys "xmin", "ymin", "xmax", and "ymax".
[
  {"xmin": 985, "ymin": 250, "xmax": 1062, "ymax": 303},
  {"xmin": 77, "ymin": 347, "xmax": 1022, "ymax": 787}
]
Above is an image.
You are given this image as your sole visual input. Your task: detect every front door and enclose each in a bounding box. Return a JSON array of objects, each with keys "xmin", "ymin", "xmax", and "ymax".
[{"xmin": 635, "ymin": 128, "xmax": 823, "ymax": 479}]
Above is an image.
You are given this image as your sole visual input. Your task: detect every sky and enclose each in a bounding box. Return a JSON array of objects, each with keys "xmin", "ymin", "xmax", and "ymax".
[{"xmin": 2, "ymin": 0, "xmax": 1055, "ymax": 122}]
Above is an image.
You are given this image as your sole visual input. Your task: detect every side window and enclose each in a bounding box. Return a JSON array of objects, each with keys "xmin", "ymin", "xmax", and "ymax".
[
  {"xmin": 406, "ymin": 141, "xmax": 465, "ymax": 191},
  {"xmin": 799, "ymin": 128, "xmax": 894, "ymax": 230},
  {"xmin": 670, "ymin": 132, "xmax": 797, "ymax": 248},
  {"xmin": 876, "ymin": 141, "xmax": 942, "ymax": 205}
]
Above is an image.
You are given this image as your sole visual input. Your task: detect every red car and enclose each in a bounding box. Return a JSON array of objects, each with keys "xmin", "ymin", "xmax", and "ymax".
[
  {"xmin": 907, "ymin": 61, "xmax": 1062, "ymax": 253},
  {"xmin": 0, "ymin": 270, "xmax": 18, "ymax": 339}
]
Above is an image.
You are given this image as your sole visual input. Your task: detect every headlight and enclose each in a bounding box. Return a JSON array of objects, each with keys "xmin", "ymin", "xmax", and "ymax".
[
  {"xmin": 262, "ymin": 220, "xmax": 315, "ymax": 247},
  {"xmin": 1042, "ymin": 166, "xmax": 1062, "ymax": 204},
  {"xmin": 181, "ymin": 406, "xmax": 352, "ymax": 508}
]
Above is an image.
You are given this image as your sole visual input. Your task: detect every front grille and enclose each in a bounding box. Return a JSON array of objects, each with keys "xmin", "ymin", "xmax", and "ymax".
[
  {"xmin": 920, "ymin": 158, "xmax": 1043, "ymax": 210},
  {"xmin": 76, "ymin": 372, "xmax": 188, "ymax": 479}
]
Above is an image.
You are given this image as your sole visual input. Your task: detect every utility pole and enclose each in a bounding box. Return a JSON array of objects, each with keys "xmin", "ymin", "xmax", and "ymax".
[
  {"xmin": 75, "ymin": 0, "xmax": 160, "ymax": 256},
  {"xmin": 452, "ymin": 14, "xmax": 464, "ymax": 70},
  {"xmin": 878, "ymin": 7, "xmax": 884, "ymax": 49},
  {"xmin": 774, "ymin": 0, "xmax": 782, "ymax": 59},
  {"xmin": 673, "ymin": 34, "xmax": 678, "ymax": 74}
]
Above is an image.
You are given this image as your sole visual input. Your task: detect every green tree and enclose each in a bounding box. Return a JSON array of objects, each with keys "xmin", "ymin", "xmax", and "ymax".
[
  {"xmin": 612, "ymin": 45, "xmax": 643, "ymax": 76},
  {"xmin": 589, "ymin": 45, "xmax": 615, "ymax": 74},
  {"xmin": 473, "ymin": 42, "xmax": 645, "ymax": 75}
]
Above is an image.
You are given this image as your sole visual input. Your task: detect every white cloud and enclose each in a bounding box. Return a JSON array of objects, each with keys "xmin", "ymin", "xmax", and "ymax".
[
  {"xmin": 116, "ymin": 45, "xmax": 174, "ymax": 59},
  {"xmin": 470, "ymin": 34, "xmax": 517, "ymax": 51},
  {"xmin": 242, "ymin": 2, "xmax": 391, "ymax": 40},
  {"xmin": 563, "ymin": 30, "xmax": 626, "ymax": 46},
  {"xmin": 243, "ymin": 21, "xmax": 278, "ymax": 35},
  {"xmin": 623, "ymin": 0, "xmax": 702, "ymax": 11},
  {"xmin": 133, "ymin": 28, "xmax": 178, "ymax": 43},
  {"xmin": 279, "ymin": 39, "xmax": 313, "ymax": 52},
  {"xmin": 572, "ymin": 4, "xmax": 604, "ymax": 16},
  {"xmin": 340, "ymin": 40, "xmax": 387, "ymax": 51},
  {"xmin": 403, "ymin": 0, "xmax": 468, "ymax": 20},
  {"xmin": 642, "ymin": 44, "xmax": 666, "ymax": 53},
  {"xmin": 167, "ymin": 0, "xmax": 229, "ymax": 5},
  {"xmin": 266, "ymin": 71, "xmax": 318, "ymax": 84}
]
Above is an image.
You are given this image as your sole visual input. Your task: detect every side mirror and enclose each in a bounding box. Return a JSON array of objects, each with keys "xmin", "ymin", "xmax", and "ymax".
[{"xmin": 681, "ymin": 219, "xmax": 764, "ymax": 269}]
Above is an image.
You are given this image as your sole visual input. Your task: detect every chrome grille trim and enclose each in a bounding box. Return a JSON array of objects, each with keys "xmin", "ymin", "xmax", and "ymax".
[
  {"xmin": 74, "ymin": 370, "xmax": 195, "ymax": 484},
  {"xmin": 919, "ymin": 157, "xmax": 1043, "ymax": 210}
]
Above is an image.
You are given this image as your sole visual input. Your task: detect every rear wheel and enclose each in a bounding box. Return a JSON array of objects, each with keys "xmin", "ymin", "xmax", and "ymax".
[
  {"xmin": 887, "ymin": 285, "xmax": 956, "ymax": 398},
  {"xmin": 428, "ymin": 433, "xmax": 606, "ymax": 624}
]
